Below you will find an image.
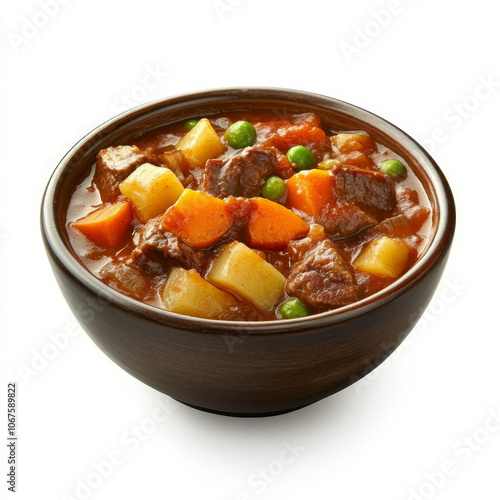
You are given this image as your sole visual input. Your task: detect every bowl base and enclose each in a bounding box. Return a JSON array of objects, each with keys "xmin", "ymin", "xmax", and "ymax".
[{"xmin": 176, "ymin": 399, "xmax": 313, "ymax": 418}]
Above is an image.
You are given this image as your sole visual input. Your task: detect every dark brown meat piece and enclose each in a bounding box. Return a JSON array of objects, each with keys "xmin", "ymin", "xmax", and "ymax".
[
  {"xmin": 286, "ymin": 226, "xmax": 359, "ymax": 311},
  {"xmin": 322, "ymin": 201, "xmax": 376, "ymax": 239},
  {"xmin": 130, "ymin": 216, "xmax": 208, "ymax": 274},
  {"xmin": 333, "ymin": 166, "xmax": 395, "ymax": 213},
  {"xmin": 214, "ymin": 196, "xmax": 255, "ymax": 247},
  {"xmin": 94, "ymin": 145, "xmax": 149, "ymax": 201},
  {"xmin": 199, "ymin": 146, "xmax": 278, "ymax": 198}
]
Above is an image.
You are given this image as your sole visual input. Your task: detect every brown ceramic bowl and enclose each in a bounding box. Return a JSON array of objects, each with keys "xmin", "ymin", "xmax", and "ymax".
[{"xmin": 41, "ymin": 88, "xmax": 455, "ymax": 417}]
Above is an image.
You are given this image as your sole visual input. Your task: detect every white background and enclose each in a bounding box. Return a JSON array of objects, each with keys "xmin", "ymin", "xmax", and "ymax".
[{"xmin": 1, "ymin": 0, "xmax": 499, "ymax": 499}]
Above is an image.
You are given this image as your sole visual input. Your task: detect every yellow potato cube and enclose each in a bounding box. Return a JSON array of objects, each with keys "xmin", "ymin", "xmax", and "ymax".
[
  {"xmin": 207, "ymin": 241, "xmax": 286, "ymax": 311},
  {"xmin": 331, "ymin": 132, "xmax": 376, "ymax": 154},
  {"xmin": 160, "ymin": 267, "xmax": 236, "ymax": 319},
  {"xmin": 119, "ymin": 163, "xmax": 184, "ymax": 223},
  {"xmin": 176, "ymin": 118, "xmax": 225, "ymax": 167},
  {"xmin": 354, "ymin": 236, "xmax": 410, "ymax": 278}
]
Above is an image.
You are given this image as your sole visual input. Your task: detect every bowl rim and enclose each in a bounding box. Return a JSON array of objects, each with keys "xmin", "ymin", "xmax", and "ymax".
[{"xmin": 41, "ymin": 86, "xmax": 456, "ymax": 335}]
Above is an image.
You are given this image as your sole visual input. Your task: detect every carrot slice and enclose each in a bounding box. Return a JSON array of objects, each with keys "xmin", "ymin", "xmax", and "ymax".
[
  {"xmin": 162, "ymin": 189, "xmax": 234, "ymax": 249},
  {"xmin": 246, "ymin": 198, "xmax": 309, "ymax": 250},
  {"xmin": 341, "ymin": 151, "xmax": 373, "ymax": 169},
  {"xmin": 286, "ymin": 169, "xmax": 335, "ymax": 217},
  {"xmin": 331, "ymin": 133, "xmax": 376, "ymax": 154},
  {"xmin": 265, "ymin": 123, "xmax": 327, "ymax": 151},
  {"xmin": 72, "ymin": 200, "xmax": 133, "ymax": 248}
]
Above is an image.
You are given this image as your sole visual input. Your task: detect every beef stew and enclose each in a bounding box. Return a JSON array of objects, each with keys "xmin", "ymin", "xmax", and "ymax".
[{"xmin": 66, "ymin": 111, "xmax": 431, "ymax": 321}]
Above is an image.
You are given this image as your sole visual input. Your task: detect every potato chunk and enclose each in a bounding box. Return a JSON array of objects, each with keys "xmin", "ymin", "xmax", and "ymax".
[
  {"xmin": 176, "ymin": 118, "xmax": 225, "ymax": 167},
  {"xmin": 119, "ymin": 163, "xmax": 184, "ymax": 223},
  {"xmin": 160, "ymin": 267, "xmax": 236, "ymax": 319},
  {"xmin": 354, "ymin": 236, "xmax": 410, "ymax": 278},
  {"xmin": 331, "ymin": 132, "xmax": 376, "ymax": 154},
  {"xmin": 207, "ymin": 241, "xmax": 286, "ymax": 311}
]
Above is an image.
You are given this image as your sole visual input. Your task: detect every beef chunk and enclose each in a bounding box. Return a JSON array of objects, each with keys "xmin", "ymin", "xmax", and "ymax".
[
  {"xmin": 286, "ymin": 226, "xmax": 359, "ymax": 311},
  {"xmin": 131, "ymin": 216, "xmax": 208, "ymax": 273},
  {"xmin": 94, "ymin": 145, "xmax": 149, "ymax": 201},
  {"xmin": 199, "ymin": 158, "xmax": 224, "ymax": 192},
  {"xmin": 199, "ymin": 146, "xmax": 278, "ymax": 198},
  {"xmin": 333, "ymin": 166, "xmax": 395, "ymax": 213},
  {"xmin": 322, "ymin": 201, "xmax": 376, "ymax": 239},
  {"xmin": 215, "ymin": 196, "xmax": 255, "ymax": 246}
]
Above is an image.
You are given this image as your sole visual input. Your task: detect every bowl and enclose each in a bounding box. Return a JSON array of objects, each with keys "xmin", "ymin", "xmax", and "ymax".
[{"xmin": 41, "ymin": 88, "xmax": 455, "ymax": 417}]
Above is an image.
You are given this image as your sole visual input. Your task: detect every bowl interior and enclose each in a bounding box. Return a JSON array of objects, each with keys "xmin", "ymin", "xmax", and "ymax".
[{"xmin": 44, "ymin": 88, "xmax": 453, "ymax": 334}]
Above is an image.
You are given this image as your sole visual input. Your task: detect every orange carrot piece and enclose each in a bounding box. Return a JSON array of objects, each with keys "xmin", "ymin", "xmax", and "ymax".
[
  {"xmin": 72, "ymin": 200, "xmax": 133, "ymax": 247},
  {"xmin": 331, "ymin": 133, "xmax": 376, "ymax": 154},
  {"xmin": 286, "ymin": 169, "xmax": 335, "ymax": 217},
  {"xmin": 162, "ymin": 189, "xmax": 234, "ymax": 249},
  {"xmin": 246, "ymin": 198, "xmax": 309, "ymax": 250},
  {"xmin": 341, "ymin": 151, "xmax": 373, "ymax": 169},
  {"xmin": 265, "ymin": 123, "xmax": 327, "ymax": 151}
]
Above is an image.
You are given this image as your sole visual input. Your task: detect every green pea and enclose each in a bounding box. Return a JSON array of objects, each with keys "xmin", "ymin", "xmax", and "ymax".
[
  {"xmin": 184, "ymin": 119, "xmax": 199, "ymax": 130},
  {"xmin": 379, "ymin": 159, "xmax": 407, "ymax": 178},
  {"xmin": 225, "ymin": 120, "xmax": 256, "ymax": 149},
  {"xmin": 278, "ymin": 298, "xmax": 309, "ymax": 319},
  {"xmin": 261, "ymin": 175, "xmax": 286, "ymax": 201},
  {"xmin": 286, "ymin": 145, "xmax": 316, "ymax": 170}
]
